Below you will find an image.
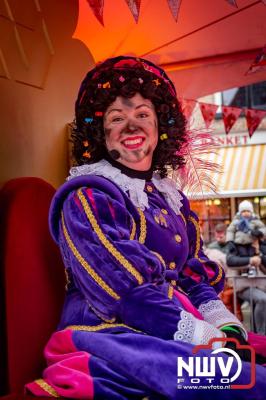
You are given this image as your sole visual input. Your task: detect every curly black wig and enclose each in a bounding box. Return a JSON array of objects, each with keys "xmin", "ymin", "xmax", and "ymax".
[{"xmin": 72, "ymin": 56, "xmax": 188, "ymax": 178}]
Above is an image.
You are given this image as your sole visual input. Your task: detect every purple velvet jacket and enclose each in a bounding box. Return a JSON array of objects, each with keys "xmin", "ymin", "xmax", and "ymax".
[{"xmin": 49, "ymin": 171, "xmax": 226, "ymax": 341}]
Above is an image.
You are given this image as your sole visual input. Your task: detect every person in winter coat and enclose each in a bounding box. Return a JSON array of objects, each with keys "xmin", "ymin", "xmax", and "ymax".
[
  {"xmin": 226, "ymin": 229, "xmax": 266, "ymax": 335},
  {"xmin": 226, "ymin": 200, "xmax": 266, "ymax": 245}
]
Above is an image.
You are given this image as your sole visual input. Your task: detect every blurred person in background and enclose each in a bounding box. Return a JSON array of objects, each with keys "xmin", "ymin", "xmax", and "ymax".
[
  {"xmin": 206, "ymin": 223, "xmax": 242, "ymax": 320},
  {"xmin": 206, "ymin": 223, "xmax": 230, "ymax": 269},
  {"xmin": 226, "ymin": 200, "xmax": 266, "ymax": 245},
  {"xmin": 208, "ymin": 223, "xmax": 230, "ymax": 254},
  {"xmin": 227, "ymin": 229, "xmax": 266, "ymax": 335}
]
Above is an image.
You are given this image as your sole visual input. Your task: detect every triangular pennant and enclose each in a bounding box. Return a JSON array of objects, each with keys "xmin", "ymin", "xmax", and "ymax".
[
  {"xmin": 167, "ymin": 0, "xmax": 182, "ymax": 21},
  {"xmin": 261, "ymin": 0, "xmax": 266, "ymax": 4},
  {"xmin": 87, "ymin": 0, "xmax": 105, "ymax": 26},
  {"xmin": 199, "ymin": 102, "xmax": 219, "ymax": 128},
  {"xmin": 222, "ymin": 106, "xmax": 242, "ymax": 134},
  {"xmin": 244, "ymin": 108, "xmax": 266, "ymax": 138},
  {"xmin": 181, "ymin": 99, "xmax": 197, "ymax": 121},
  {"xmin": 124, "ymin": 0, "xmax": 142, "ymax": 23},
  {"xmin": 225, "ymin": 0, "xmax": 238, "ymax": 6},
  {"xmin": 246, "ymin": 45, "xmax": 266, "ymax": 74}
]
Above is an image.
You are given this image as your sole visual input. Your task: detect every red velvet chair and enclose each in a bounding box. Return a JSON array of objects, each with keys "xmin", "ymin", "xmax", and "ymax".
[{"xmin": 0, "ymin": 178, "xmax": 65, "ymax": 398}]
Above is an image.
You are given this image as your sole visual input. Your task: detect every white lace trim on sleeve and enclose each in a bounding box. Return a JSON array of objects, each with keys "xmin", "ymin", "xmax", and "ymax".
[
  {"xmin": 198, "ymin": 299, "xmax": 247, "ymax": 339},
  {"xmin": 174, "ymin": 310, "xmax": 224, "ymax": 348}
]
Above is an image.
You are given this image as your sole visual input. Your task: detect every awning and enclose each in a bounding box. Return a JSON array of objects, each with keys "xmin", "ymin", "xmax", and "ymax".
[
  {"xmin": 74, "ymin": 0, "xmax": 266, "ymax": 98},
  {"xmin": 203, "ymin": 144, "xmax": 266, "ymax": 198}
]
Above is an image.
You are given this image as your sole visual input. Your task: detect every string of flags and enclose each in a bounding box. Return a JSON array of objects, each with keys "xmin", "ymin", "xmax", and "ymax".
[
  {"xmin": 181, "ymin": 98, "xmax": 266, "ymax": 138},
  {"xmin": 87, "ymin": 0, "xmax": 266, "ymax": 25}
]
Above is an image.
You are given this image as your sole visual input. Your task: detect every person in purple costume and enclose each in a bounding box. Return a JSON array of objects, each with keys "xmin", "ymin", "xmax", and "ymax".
[{"xmin": 26, "ymin": 56, "xmax": 266, "ymax": 399}]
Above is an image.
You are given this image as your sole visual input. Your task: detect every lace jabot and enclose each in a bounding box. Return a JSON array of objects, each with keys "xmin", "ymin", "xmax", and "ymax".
[{"xmin": 67, "ymin": 160, "xmax": 183, "ymax": 215}]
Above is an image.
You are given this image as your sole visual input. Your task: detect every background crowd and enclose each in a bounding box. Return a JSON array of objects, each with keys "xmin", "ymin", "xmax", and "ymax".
[{"xmin": 205, "ymin": 200, "xmax": 266, "ymax": 334}]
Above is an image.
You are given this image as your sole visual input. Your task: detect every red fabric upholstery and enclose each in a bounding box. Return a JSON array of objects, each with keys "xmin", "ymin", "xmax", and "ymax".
[{"xmin": 0, "ymin": 178, "xmax": 65, "ymax": 395}]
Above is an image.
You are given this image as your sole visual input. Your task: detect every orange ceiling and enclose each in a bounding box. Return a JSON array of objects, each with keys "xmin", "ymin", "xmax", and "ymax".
[{"xmin": 73, "ymin": 0, "xmax": 266, "ymax": 98}]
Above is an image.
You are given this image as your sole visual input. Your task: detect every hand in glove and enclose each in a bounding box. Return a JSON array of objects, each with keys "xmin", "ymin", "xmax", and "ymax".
[{"xmin": 221, "ymin": 326, "xmax": 266, "ymax": 365}]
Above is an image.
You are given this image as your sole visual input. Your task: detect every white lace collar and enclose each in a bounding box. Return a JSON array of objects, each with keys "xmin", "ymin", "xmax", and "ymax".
[{"xmin": 67, "ymin": 160, "xmax": 183, "ymax": 214}]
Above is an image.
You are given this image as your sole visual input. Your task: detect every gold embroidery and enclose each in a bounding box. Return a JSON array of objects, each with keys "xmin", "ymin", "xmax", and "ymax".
[
  {"xmin": 34, "ymin": 379, "xmax": 59, "ymax": 398},
  {"xmin": 61, "ymin": 213, "xmax": 120, "ymax": 300},
  {"xmin": 161, "ymin": 208, "xmax": 168, "ymax": 215},
  {"xmin": 169, "ymin": 262, "xmax": 176, "ymax": 270},
  {"xmin": 77, "ymin": 189, "xmax": 144, "ymax": 285},
  {"xmin": 151, "ymin": 251, "xmax": 166, "ymax": 268},
  {"xmin": 174, "ymin": 234, "xmax": 182, "ymax": 243},
  {"xmin": 179, "ymin": 212, "xmax": 187, "ymax": 226},
  {"xmin": 89, "ymin": 303, "xmax": 116, "ymax": 323},
  {"xmin": 168, "ymin": 281, "xmax": 176, "ymax": 299},
  {"xmin": 130, "ymin": 217, "xmax": 136, "ymax": 240},
  {"xmin": 67, "ymin": 323, "xmax": 142, "ymax": 333},
  {"xmin": 146, "ymin": 184, "xmax": 153, "ymax": 192},
  {"xmin": 137, "ymin": 208, "xmax": 147, "ymax": 245},
  {"xmin": 210, "ymin": 263, "xmax": 224, "ymax": 286},
  {"xmin": 188, "ymin": 215, "xmax": 205, "ymax": 262}
]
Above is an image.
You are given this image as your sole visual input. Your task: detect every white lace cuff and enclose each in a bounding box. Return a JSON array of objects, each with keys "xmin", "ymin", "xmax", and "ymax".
[
  {"xmin": 174, "ymin": 310, "xmax": 225, "ymax": 349},
  {"xmin": 198, "ymin": 299, "xmax": 247, "ymax": 339}
]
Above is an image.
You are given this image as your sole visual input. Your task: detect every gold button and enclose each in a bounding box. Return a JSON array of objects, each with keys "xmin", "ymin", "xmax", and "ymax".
[
  {"xmin": 161, "ymin": 209, "xmax": 168, "ymax": 215},
  {"xmin": 169, "ymin": 262, "xmax": 176, "ymax": 270},
  {"xmin": 174, "ymin": 234, "xmax": 182, "ymax": 243},
  {"xmin": 146, "ymin": 185, "xmax": 153, "ymax": 192}
]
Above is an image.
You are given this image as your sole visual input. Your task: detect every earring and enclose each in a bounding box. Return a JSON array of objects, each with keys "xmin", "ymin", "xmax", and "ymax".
[{"xmin": 160, "ymin": 133, "xmax": 168, "ymax": 141}]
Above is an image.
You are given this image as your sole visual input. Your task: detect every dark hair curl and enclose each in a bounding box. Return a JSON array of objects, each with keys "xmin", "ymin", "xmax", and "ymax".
[{"xmin": 72, "ymin": 56, "xmax": 187, "ymax": 178}]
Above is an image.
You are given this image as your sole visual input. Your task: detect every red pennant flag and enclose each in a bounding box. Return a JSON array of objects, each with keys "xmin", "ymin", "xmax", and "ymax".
[
  {"xmin": 167, "ymin": 0, "xmax": 182, "ymax": 21},
  {"xmin": 225, "ymin": 0, "xmax": 238, "ymax": 6},
  {"xmin": 222, "ymin": 106, "xmax": 242, "ymax": 134},
  {"xmin": 261, "ymin": 0, "xmax": 266, "ymax": 4},
  {"xmin": 87, "ymin": 0, "xmax": 104, "ymax": 26},
  {"xmin": 246, "ymin": 45, "xmax": 266, "ymax": 74},
  {"xmin": 244, "ymin": 108, "xmax": 266, "ymax": 138},
  {"xmin": 199, "ymin": 103, "xmax": 219, "ymax": 128},
  {"xmin": 125, "ymin": 0, "xmax": 142, "ymax": 23},
  {"xmin": 181, "ymin": 99, "xmax": 197, "ymax": 121}
]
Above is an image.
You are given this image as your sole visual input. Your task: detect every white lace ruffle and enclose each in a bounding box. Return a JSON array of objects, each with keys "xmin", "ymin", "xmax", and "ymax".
[
  {"xmin": 198, "ymin": 299, "xmax": 247, "ymax": 339},
  {"xmin": 67, "ymin": 160, "xmax": 183, "ymax": 214},
  {"xmin": 152, "ymin": 173, "xmax": 183, "ymax": 215},
  {"xmin": 174, "ymin": 310, "xmax": 224, "ymax": 348}
]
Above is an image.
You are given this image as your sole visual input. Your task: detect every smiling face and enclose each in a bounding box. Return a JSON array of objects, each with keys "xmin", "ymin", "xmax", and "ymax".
[{"xmin": 103, "ymin": 93, "xmax": 158, "ymax": 170}]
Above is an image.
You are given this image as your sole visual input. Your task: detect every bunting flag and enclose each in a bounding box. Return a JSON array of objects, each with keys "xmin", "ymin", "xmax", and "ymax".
[
  {"xmin": 87, "ymin": 0, "xmax": 104, "ymax": 26},
  {"xmin": 125, "ymin": 0, "xmax": 142, "ymax": 23},
  {"xmin": 244, "ymin": 108, "xmax": 266, "ymax": 138},
  {"xmin": 181, "ymin": 99, "xmax": 197, "ymax": 121},
  {"xmin": 261, "ymin": 0, "xmax": 266, "ymax": 4},
  {"xmin": 167, "ymin": 0, "xmax": 182, "ymax": 21},
  {"xmin": 246, "ymin": 45, "xmax": 266, "ymax": 74},
  {"xmin": 222, "ymin": 106, "xmax": 242, "ymax": 134},
  {"xmin": 225, "ymin": 0, "xmax": 238, "ymax": 6},
  {"xmin": 199, "ymin": 103, "xmax": 219, "ymax": 128}
]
